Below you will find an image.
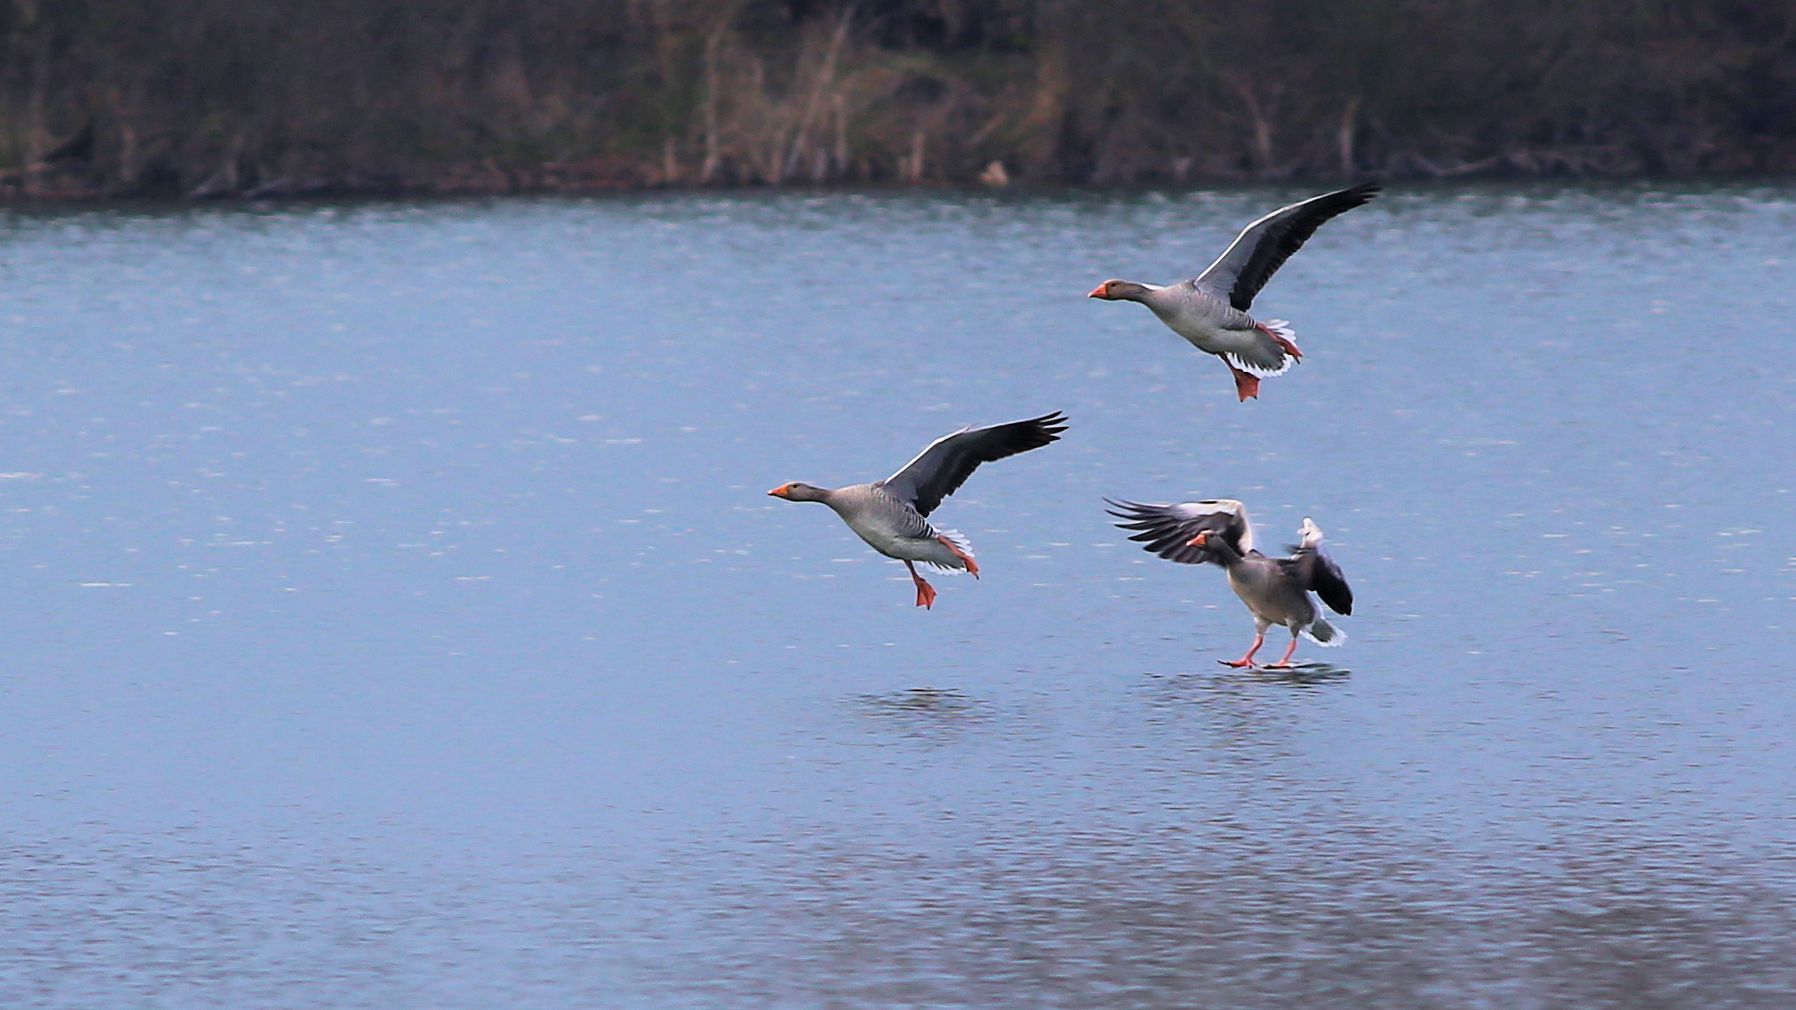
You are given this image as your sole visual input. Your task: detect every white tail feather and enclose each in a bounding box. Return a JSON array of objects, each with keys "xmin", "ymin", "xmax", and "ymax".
[
  {"xmin": 1226, "ymin": 319, "xmax": 1298, "ymax": 377},
  {"xmin": 1303, "ymin": 617, "xmax": 1345, "ymax": 646}
]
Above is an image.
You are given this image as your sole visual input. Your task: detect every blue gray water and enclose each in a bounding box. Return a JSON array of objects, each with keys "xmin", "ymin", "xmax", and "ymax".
[{"xmin": 2, "ymin": 184, "xmax": 1793, "ymax": 1008}]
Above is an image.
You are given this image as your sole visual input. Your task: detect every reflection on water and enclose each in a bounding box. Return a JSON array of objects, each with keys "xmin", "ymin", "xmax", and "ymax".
[
  {"xmin": 677, "ymin": 831, "xmax": 1796, "ymax": 1009},
  {"xmin": 2, "ymin": 184, "xmax": 1794, "ymax": 1008},
  {"xmin": 856, "ymin": 687, "xmax": 990, "ymax": 730},
  {"xmin": 1244, "ymin": 662, "xmax": 1353, "ymax": 687}
]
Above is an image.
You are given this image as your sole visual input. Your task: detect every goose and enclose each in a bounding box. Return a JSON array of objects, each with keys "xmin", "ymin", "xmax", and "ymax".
[
  {"xmin": 770, "ymin": 412, "xmax": 1068, "ymax": 609},
  {"xmin": 1107, "ymin": 498, "xmax": 1353, "ymax": 667},
  {"xmin": 1089, "ymin": 182, "xmax": 1380, "ymax": 401}
]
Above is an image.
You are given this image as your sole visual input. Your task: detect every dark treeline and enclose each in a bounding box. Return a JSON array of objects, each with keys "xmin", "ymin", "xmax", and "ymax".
[{"xmin": 5, "ymin": 0, "xmax": 1796, "ymax": 198}]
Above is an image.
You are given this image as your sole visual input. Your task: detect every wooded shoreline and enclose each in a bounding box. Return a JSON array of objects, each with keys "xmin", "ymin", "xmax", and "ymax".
[{"xmin": 7, "ymin": 1, "xmax": 1795, "ymax": 202}]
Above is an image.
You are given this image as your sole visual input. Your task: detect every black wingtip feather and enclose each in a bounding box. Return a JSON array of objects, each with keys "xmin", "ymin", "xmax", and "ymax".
[
  {"xmin": 1102, "ymin": 496, "xmax": 1144, "ymax": 520},
  {"xmin": 1102, "ymin": 497, "xmax": 1221, "ymax": 565},
  {"xmin": 1031, "ymin": 410, "xmax": 1071, "ymax": 440}
]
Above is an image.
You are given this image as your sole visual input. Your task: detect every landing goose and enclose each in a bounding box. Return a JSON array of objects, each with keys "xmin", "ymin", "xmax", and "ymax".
[
  {"xmin": 1089, "ymin": 182, "xmax": 1380, "ymax": 401},
  {"xmin": 770, "ymin": 412, "xmax": 1068, "ymax": 609},
  {"xmin": 1107, "ymin": 499, "xmax": 1353, "ymax": 667}
]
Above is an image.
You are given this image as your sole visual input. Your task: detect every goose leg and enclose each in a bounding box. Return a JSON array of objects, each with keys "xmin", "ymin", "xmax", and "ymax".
[
  {"xmin": 1219, "ymin": 631, "xmax": 1265, "ymax": 668},
  {"xmin": 1256, "ymin": 323, "xmax": 1302, "ymax": 361},
  {"xmin": 904, "ymin": 560, "xmax": 937, "ymax": 609},
  {"xmin": 1264, "ymin": 633, "xmax": 1302, "ymax": 669},
  {"xmin": 936, "ymin": 535, "xmax": 979, "ymax": 578}
]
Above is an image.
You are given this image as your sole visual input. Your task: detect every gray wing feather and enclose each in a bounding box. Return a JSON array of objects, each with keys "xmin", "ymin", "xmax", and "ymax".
[
  {"xmin": 879, "ymin": 492, "xmax": 940, "ymax": 539},
  {"xmin": 883, "ymin": 411, "xmax": 1068, "ymax": 517},
  {"xmin": 1105, "ymin": 498, "xmax": 1255, "ymax": 564},
  {"xmin": 1194, "ymin": 182, "xmax": 1380, "ymax": 311}
]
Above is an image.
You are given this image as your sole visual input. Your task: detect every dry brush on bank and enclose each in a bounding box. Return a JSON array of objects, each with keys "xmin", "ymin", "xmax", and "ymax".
[{"xmin": 5, "ymin": 0, "xmax": 1796, "ymax": 199}]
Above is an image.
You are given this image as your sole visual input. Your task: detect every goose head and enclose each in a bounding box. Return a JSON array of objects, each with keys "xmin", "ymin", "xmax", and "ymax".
[{"xmin": 768, "ymin": 482, "xmax": 831, "ymax": 503}]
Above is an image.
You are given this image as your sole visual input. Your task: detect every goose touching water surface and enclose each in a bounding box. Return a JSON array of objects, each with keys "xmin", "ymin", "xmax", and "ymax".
[{"xmin": 1107, "ymin": 498, "xmax": 1354, "ymax": 668}]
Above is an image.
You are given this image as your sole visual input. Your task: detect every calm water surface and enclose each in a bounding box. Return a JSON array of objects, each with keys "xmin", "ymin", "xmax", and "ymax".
[{"xmin": 2, "ymin": 184, "xmax": 1793, "ymax": 1007}]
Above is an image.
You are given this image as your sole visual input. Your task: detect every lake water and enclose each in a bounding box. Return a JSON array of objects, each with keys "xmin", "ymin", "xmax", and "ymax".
[{"xmin": 2, "ymin": 183, "xmax": 1793, "ymax": 1008}]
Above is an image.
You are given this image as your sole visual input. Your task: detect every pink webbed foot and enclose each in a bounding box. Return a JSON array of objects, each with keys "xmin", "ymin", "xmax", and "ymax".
[
  {"xmin": 1257, "ymin": 323, "xmax": 1302, "ymax": 361},
  {"xmin": 903, "ymin": 560, "xmax": 939, "ymax": 609},
  {"xmin": 937, "ymin": 535, "xmax": 979, "ymax": 578},
  {"xmin": 1228, "ymin": 365, "xmax": 1261, "ymax": 401},
  {"xmin": 1219, "ymin": 632, "xmax": 1266, "ymax": 668}
]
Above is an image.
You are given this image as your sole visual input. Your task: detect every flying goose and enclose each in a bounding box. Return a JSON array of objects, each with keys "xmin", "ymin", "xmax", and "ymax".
[
  {"xmin": 770, "ymin": 412, "xmax": 1068, "ymax": 608},
  {"xmin": 1089, "ymin": 182, "xmax": 1380, "ymax": 401},
  {"xmin": 1107, "ymin": 498, "xmax": 1353, "ymax": 667}
]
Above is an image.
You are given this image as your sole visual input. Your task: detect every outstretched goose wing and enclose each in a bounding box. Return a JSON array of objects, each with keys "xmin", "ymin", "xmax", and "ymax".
[
  {"xmin": 1285, "ymin": 546, "xmax": 1354, "ymax": 615},
  {"xmin": 1194, "ymin": 182, "xmax": 1380, "ymax": 311},
  {"xmin": 1105, "ymin": 498, "xmax": 1255, "ymax": 564},
  {"xmin": 882, "ymin": 411, "xmax": 1068, "ymax": 517}
]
